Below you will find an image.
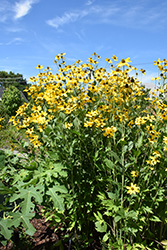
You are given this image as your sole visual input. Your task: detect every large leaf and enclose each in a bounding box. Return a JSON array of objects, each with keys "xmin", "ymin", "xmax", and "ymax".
[
  {"xmin": 46, "ymin": 187, "xmax": 65, "ymax": 211},
  {"xmin": 8, "ymin": 212, "xmax": 36, "ymax": 236},
  {"xmin": 104, "ymin": 158, "xmax": 122, "ymax": 172},
  {"xmin": 0, "ymin": 219, "xmax": 13, "ymax": 240},
  {"xmin": 105, "ymin": 149, "xmax": 121, "ymax": 164},
  {"xmin": 10, "ymin": 185, "xmax": 44, "ymax": 214}
]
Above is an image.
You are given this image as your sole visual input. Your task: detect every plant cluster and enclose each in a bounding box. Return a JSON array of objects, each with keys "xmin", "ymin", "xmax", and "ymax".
[
  {"xmin": 0, "ymin": 85, "xmax": 26, "ymax": 131},
  {"xmin": 0, "ymin": 53, "xmax": 167, "ymax": 249}
]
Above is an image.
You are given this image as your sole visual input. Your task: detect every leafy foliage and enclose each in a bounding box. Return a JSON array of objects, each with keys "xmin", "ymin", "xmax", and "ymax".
[
  {"xmin": 1, "ymin": 85, "xmax": 24, "ymax": 117},
  {"xmin": 0, "ymin": 54, "xmax": 167, "ymax": 249}
]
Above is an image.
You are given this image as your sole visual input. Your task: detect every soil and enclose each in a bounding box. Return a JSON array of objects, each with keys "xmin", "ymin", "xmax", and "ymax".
[{"xmin": 0, "ymin": 206, "xmax": 102, "ymax": 250}]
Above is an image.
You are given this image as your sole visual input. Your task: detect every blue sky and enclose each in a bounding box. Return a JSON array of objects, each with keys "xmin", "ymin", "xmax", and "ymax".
[{"xmin": 0, "ymin": 0, "xmax": 167, "ymax": 87}]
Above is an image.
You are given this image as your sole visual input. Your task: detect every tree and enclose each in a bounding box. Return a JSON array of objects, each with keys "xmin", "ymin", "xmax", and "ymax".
[{"xmin": 0, "ymin": 71, "xmax": 28, "ymax": 98}]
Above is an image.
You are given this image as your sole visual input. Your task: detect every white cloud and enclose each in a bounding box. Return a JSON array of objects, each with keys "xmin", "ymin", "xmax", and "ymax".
[
  {"xmin": 6, "ymin": 37, "xmax": 23, "ymax": 45},
  {"xmin": 0, "ymin": 0, "xmax": 12, "ymax": 23},
  {"xmin": 86, "ymin": 0, "xmax": 95, "ymax": 6},
  {"xmin": 46, "ymin": 7, "xmax": 102, "ymax": 29},
  {"xmin": 14, "ymin": 0, "xmax": 39, "ymax": 19},
  {"xmin": 143, "ymin": 82, "xmax": 156, "ymax": 90},
  {"xmin": 7, "ymin": 27, "xmax": 23, "ymax": 32},
  {"xmin": 46, "ymin": 2, "xmax": 167, "ymax": 32},
  {"xmin": 46, "ymin": 12, "xmax": 78, "ymax": 28}
]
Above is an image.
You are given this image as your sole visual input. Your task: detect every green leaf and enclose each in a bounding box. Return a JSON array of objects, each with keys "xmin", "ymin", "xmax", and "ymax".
[
  {"xmin": 107, "ymin": 192, "xmax": 117, "ymax": 200},
  {"xmin": 46, "ymin": 187, "xmax": 64, "ymax": 211},
  {"xmin": 128, "ymin": 141, "xmax": 133, "ymax": 151},
  {"xmin": 46, "ymin": 151, "xmax": 59, "ymax": 161},
  {"xmin": 104, "ymin": 159, "xmax": 114, "ymax": 170},
  {"xmin": 150, "ymin": 215, "xmax": 161, "ymax": 222},
  {"xmin": 8, "ymin": 212, "xmax": 36, "ymax": 236},
  {"xmin": 53, "ymin": 185, "xmax": 68, "ymax": 193},
  {"xmin": 105, "ymin": 149, "xmax": 121, "ymax": 164},
  {"xmin": 10, "ymin": 185, "xmax": 43, "ymax": 214},
  {"xmin": 94, "ymin": 211, "xmax": 103, "ymax": 221},
  {"xmin": 126, "ymin": 210, "xmax": 137, "ymax": 220},
  {"xmin": 142, "ymin": 206, "xmax": 153, "ymax": 214},
  {"xmin": 24, "ymin": 161, "xmax": 38, "ymax": 170},
  {"xmin": 161, "ymin": 240, "xmax": 167, "ymax": 246},
  {"xmin": 102, "ymin": 232, "xmax": 109, "ymax": 242},
  {"xmin": 118, "ymin": 208, "xmax": 126, "ymax": 218},
  {"xmin": 123, "ymin": 145, "xmax": 128, "ymax": 154},
  {"xmin": 135, "ymin": 134, "xmax": 143, "ymax": 148},
  {"xmin": 0, "ymin": 220, "xmax": 13, "ymax": 240},
  {"xmin": 95, "ymin": 221, "xmax": 107, "ymax": 233},
  {"xmin": 52, "ymin": 162, "xmax": 65, "ymax": 172},
  {"xmin": 73, "ymin": 117, "xmax": 80, "ymax": 129},
  {"xmin": 114, "ymin": 215, "xmax": 121, "ymax": 222}
]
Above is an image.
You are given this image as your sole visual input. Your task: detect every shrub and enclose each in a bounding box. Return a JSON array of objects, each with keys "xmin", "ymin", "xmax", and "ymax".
[{"xmin": 1, "ymin": 85, "xmax": 24, "ymax": 118}]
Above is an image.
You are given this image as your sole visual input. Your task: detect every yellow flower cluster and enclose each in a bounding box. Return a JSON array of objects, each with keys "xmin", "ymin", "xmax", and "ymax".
[
  {"xmin": 102, "ymin": 126, "xmax": 117, "ymax": 138},
  {"xmin": 146, "ymin": 151, "xmax": 161, "ymax": 170},
  {"xmin": 9, "ymin": 53, "xmax": 167, "ymax": 151}
]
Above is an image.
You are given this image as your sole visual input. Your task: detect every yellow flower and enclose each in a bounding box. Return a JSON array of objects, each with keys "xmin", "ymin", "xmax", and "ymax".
[
  {"xmin": 32, "ymin": 105, "xmax": 42, "ymax": 112},
  {"xmin": 117, "ymin": 57, "xmax": 131, "ymax": 67},
  {"xmin": 112, "ymin": 55, "xmax": 118, "ymax": 61},
  {"xmin": 84, "ymin": 121, "xmax": 94, "ymax": 127},
  {"xmin": 146, "ymin": 155, "xmax": 160, "ymax": 166},
  {"xmin": 32, "ymin": 140, "xmax": 42, "ymax": 148},
  {"xmin": 0, "ymin": 117, "xmax": 4, "ymax": 122},
  {"xmin": 127, "ymin": 120, "xmax": 134, "ymax": 128},
  {"xmin": 105, "ymin": 58, "xmax": 112, "ymax": 63},
  {"xmin": 135, "ymin": 117, "xmax": 146, "ymax": 125},
  {"xmin": 131, "ymin": 171, "xmax": 139, "ymax": 177},
  {"xmin": 126, "ymin": 183, "xmax": 140, "ymax": 195},
  {"xmin": 163, "ymin": 136, "xmax": 167, "ymax": 145},
  {"xmin": 65, "ymin": 122, "xmax": 72, "ymax": 129},
  {"xmin": 152, "ymin": 151, "xmax": 161, "ymax": 158},
  {"xmin": 25, "ymin": 127, "xmax": 34, "ymax": 136},
  {"xmin": 35, "ymin": 64, "xmax": 44, "ymax": 70},
  {"xmin": 102, "ymin": 126, "xmax": 117, "ymax": 138},
  {"xmin": 9, "ymin": 116, "xmax": 15, "ymax": 123}
]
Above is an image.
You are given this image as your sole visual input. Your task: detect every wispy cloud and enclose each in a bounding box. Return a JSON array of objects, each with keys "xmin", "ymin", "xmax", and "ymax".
[
  {"xmin": 14, "ymin": 0, "xmax": 39, "ymax": 19},
  {"xmin": 75, "ymin": 29, "xmax": 86, "ymax": 41},
  {"xmin": 46, "ymin": 7, "xmax": 102, "ymax": 29},
  {"xmin": 46, "ymin": 2, "xmax": 167, "ymax": 31},
  {"xmin": 0, "ymin": 0, "xmax": 12, "ymax": 23},
  {"xmin": 6, "ymin": 37, "xmax": 23, "ymax": 45},
  {"xmin": 86, "ymin": 0, "xmax": 95, "ymax": 6},
  {"xmin": 46, "ymin": 12, "xmax": 82, "ymax": 28},
  {"xmin": 6, "ymin": 27, "xmax": 23, "ymax": 32}
]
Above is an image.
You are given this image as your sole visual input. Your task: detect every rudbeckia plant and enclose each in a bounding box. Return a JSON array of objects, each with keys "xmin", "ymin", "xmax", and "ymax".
[{"xmin": 0, "ymin": 53, "xmax": 167, "ymax": 249}]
